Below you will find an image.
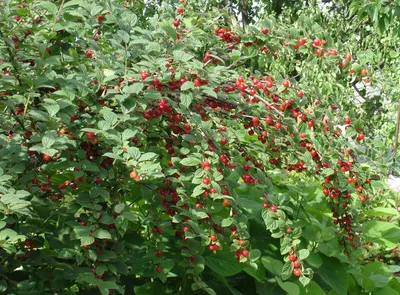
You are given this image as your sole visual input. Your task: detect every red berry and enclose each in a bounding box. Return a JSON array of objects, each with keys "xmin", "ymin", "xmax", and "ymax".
[
  {"xmin": 241, "ymin": 249, "xmax": 249, "ymax": 257},
  {"xmin": 210, "ymin": 234, "xmax": 217, "ymax": 241},
  {"xmin": 155, "ymin": 266, "xmax": 162, "ymax": 273},
  {"xmin": 282, "ymin": 80, "xmax": 290, "ymax": 88},
  {"xmin": 42, "ymin": 154, "xmax": 51, "ymax": 162},
  {"xmin": 202, "ymin": 177, "xmax": 210, "ymax": 185},
  {"xmin": 96, "ymin": 15, "xmax": 105, "ymax": 22},
  {"xmin": 220, "ymin": 138, "xmax": 228, "ymax": 145},
  {"xmin": 293, "ymin": 268, "xmax": 301, "ymax": 277},
  {"xmin": 252, "ymin": 116, "xmax": 260, "ymax": 126},
  {"xmin": 297, "ymin": 90, "xmax": 304, "ymax": 98},
  {"xmin": 261, "ymin": 28, "xmax": 269, "ymax": 35},
  {"xmin": 269, "ymin": 205, "xmax": 277, "ymax": 213},
  {"xmin": 173, "ymin": 19, "xmax": 180, "ymax": 27},
  {"xmin": 289, "ymin": 254, "xmax": 297, "ymax": 262},
  {"xmin": 177, "ymin": 8, "xmax": 184, "ymax": 14}
]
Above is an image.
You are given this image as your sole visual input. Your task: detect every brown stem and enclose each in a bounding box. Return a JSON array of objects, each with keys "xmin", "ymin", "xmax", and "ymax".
[
  {"xmin": 52, "ymin": 0, "xmax": 65, "ymax": 31},
  {"xmin": 394, "ymin": 100, "xmax": 400, "ymax": 155}
]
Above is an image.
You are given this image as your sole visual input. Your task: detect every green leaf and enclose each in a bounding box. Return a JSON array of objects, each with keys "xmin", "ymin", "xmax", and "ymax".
[
  {"xmin": 139, "ymin": 152, "xmax": 158, "ymax": 162},
  {"xmin": 362, "ymin": 221, "xmax": 400, "ymax": 249},
  {"xmin": 124, "ymin": 83, "xmax": 144, "ymax": 94},
  {"xmin": 122, "ymin": 129, "xmax": 137, "ymax": 140},
  {"xmin": 103, "ymin": 111, "xmax": 118, "ymax": 126},
  {"xmin": 249, "ymin": 249, "xmax": 261, "ymax": 261},
  {"xmin": 93, "ymin": 229, "xmax": 112, "ymax": 239},
  {"xmin": 40, "ymin": 1, "xmax": 58, "ymax": 15},
  {"xmin": 173, "ymin": 50, "xmax": 194, "ymax": 62},
  {"xmin": 298, "ymin": 249, "xmax": 310, "ymax": 260},
  {"xmin": 361, "ymin": 262, "xmax": 393, "ymax": 291},
  {"xmin": 276, "ymin": 277, "xmax": 300, "ymax": 295},
  {"xmin": 205, "ymin": 251, "xmax": 244, "ymax": 276},
  {"xmin": 160, "ymin": 24, "xmax": 177, "ymax": 40},
  {"xmin": 180, "ymin": 93, "xmax": 193, "ymax": 108},
  {"xmin": 319, "ymin": 256, "xmax": 348, "ymax": 295},
  {"xmin": 261, "ymin": 256, "xmax": 283, "ymax": 275},
  {"xmin": 134, "ymin": 281, "xmax": 165, "ymax": 295},
  {"xmin": 181, "ymin": 81, "xmax": 195, "ymax": 91},
  {"xmin": 180, "ymin": 157, "xmax": 202, "ymax": 166},
  {"xmin": 98, "ymin": 281, "xmax": 122, "ymax": 295},
  {"xmin": 80, "ymin": 236, "xmax": 95, "ymax": 246}
]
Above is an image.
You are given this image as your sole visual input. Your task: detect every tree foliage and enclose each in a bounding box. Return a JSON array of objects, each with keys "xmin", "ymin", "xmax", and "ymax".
[{"xmin": 0, "ymin": 0, "xmax": 399, "ymax": 294}]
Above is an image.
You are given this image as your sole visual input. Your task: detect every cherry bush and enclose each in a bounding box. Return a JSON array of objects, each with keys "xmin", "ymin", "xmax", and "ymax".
[{"xmin": 0, "ymin": 0, "xmax": 399, "ymax": 294}]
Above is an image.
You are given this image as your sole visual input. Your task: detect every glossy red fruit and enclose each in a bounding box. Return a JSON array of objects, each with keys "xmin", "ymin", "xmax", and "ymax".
[
  {"xmin": 261, "ymin": 28, "xmax": 269, "ymax": 35},
  {"xmin": 241, "ymin": 249, "xmax": 249, "ymax": 257},
  {"xmin": 293, "ymin": 268, "xmax": 301, "ymax": 276},
  {"xmin": 282, "ymin": 80, "xmax": 290, "ymax": 88},
  {"xmin": 42, "ymin": 154, "xmax": 51, "ymax": 162},
  {"xmin": 96, "ymin": 15, "xmax": 105, "ymax": 22},
  {"xmin": 173, "ymin": 19, "xmax": 180, "ymax": 27},
  {"xmin": 220, "ymin": 138, "xmax": 228, "ymax": 145},
  {"xmin": 289, "ymin": 254, "xmax": 297, "ymax": 262},
  {"xmin": 252, "ymin": 116, "xmax": 260, "ymax": 126},
  {"xmin": 177, "ymin": 8, "xmax": 184, "ymax": 14},
  {"xmin": 269, "ymin": 206, "xmax": 277, "ymax": 213},
  {"xmin": 297, "ymin": 90, "xmax": 304, "ymax": 98}
]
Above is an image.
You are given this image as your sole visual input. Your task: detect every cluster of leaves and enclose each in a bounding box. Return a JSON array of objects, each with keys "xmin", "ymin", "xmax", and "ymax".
[{"xmin": 0, "ymin": 0, "xmax": 399, "ymax": 294}]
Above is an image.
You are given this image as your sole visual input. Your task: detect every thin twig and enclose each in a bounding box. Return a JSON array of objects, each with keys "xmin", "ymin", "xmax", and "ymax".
[{"xmin": 52, "ymin": 0, "xmax": 65, "ymax": 32}]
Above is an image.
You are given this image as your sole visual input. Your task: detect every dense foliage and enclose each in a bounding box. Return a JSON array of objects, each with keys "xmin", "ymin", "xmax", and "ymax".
[{"xmin": 0, "ymin": 0, "xmax": 399, "ymax": 294}]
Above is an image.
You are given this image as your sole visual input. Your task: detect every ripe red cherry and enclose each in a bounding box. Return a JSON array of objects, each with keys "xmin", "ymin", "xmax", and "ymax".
[
  {"xmin": 298, "ymin": 38, "xmax": 306, "ymax": 46},
  {"xmin": 265, "ymin": 116, "xmax": 273, "ymax": 126},
  {"xmin": 173, "ymin": 19, "xmax": 180, "ymax": 27},
  {"xmin": 296, "ymin": 90, "xmax": 304, "ymax": 98},
  {"xmin": 261, "ymin": 28, "xmax": 269, "ymax": 35},
  {"xmin": 356, "ymin": 133, "xmax": 365, "ymax": 141},
  {"xmin": 193, "ymin": 78, "xmax": 202, "ymax": 87},
  {"xmin": 269, "ymin": 206, "xmax": 277, "ymax": 213},
  {"xmin": 202, "ymin": 177, "xmax": 210, "ymax": 185},
  {"xmin": 293, "ymin": 268, "xmax": 301, "ymax": 277},
  {"xmin": 155, "ymin": 266, "xmax": 162, "ymax": 273},
  {"xmin": 220, "ymin": 138, "xmax": 228, "ymax": 145},
  {"xmin": 344, "ymin": 117, "xmax": 351, "ymax": 124},
  {"xmin": 361, "ymin": 68, "xmax": 367, "ymax": 76},
  {"xmin": 42, "ymin": 154, "xmax": 51, "ymax": 162},
  {"xmin": 293, "ymin": 261, "xmax": 301, "ymax": 268},
  {"xmin": 241, "ymin": 249, "xmax": 249, "ymax": 257},
  {"xmin": 282, "ymin": 80, "xmax": 290, "ymax": 88},
  {"xmin": 307, "ymin": 120, "xmax": 314, "ymax": 128},
  {"xmin": 177, "ymin": 8, "xmax": 184, "ymax": 14},
  {"xmin": 289, "ymin": 254, "xmax": 297, "ymax": 261},
  {"xmin": 85, "ymin": 51, "xmax": 93, "ymax": 58},
  {"xmin": 156, "ymin": 250, "xmax": 163, "ymax": 257},
  {"xmin": 14, "ymin": 16, "xmax": 21, "ymax": 21},
  {"xmin": 96, "ymin": 15, "xmax": 104, "ymax": 22},
  {"xmin": 223, "ymin": 199, "xmax": 230, "ymax": 207},
  {"xmin": 252, "ymin": 116, "xmax": 260, "ymax": 126},
  {"xmin": 350, "ymin": 68, "xmax": 355, "ymax": 74},
  {"xmin": 345, "ymin": 54, "xmax": 352, "ymax": 61},
  {"xmin": 210, "ymin": 234, "xmax": 217, "ymax": 241},
  {"xmin": 329, "ymin": 49, "xmax": 337, "ymax": 56}
]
